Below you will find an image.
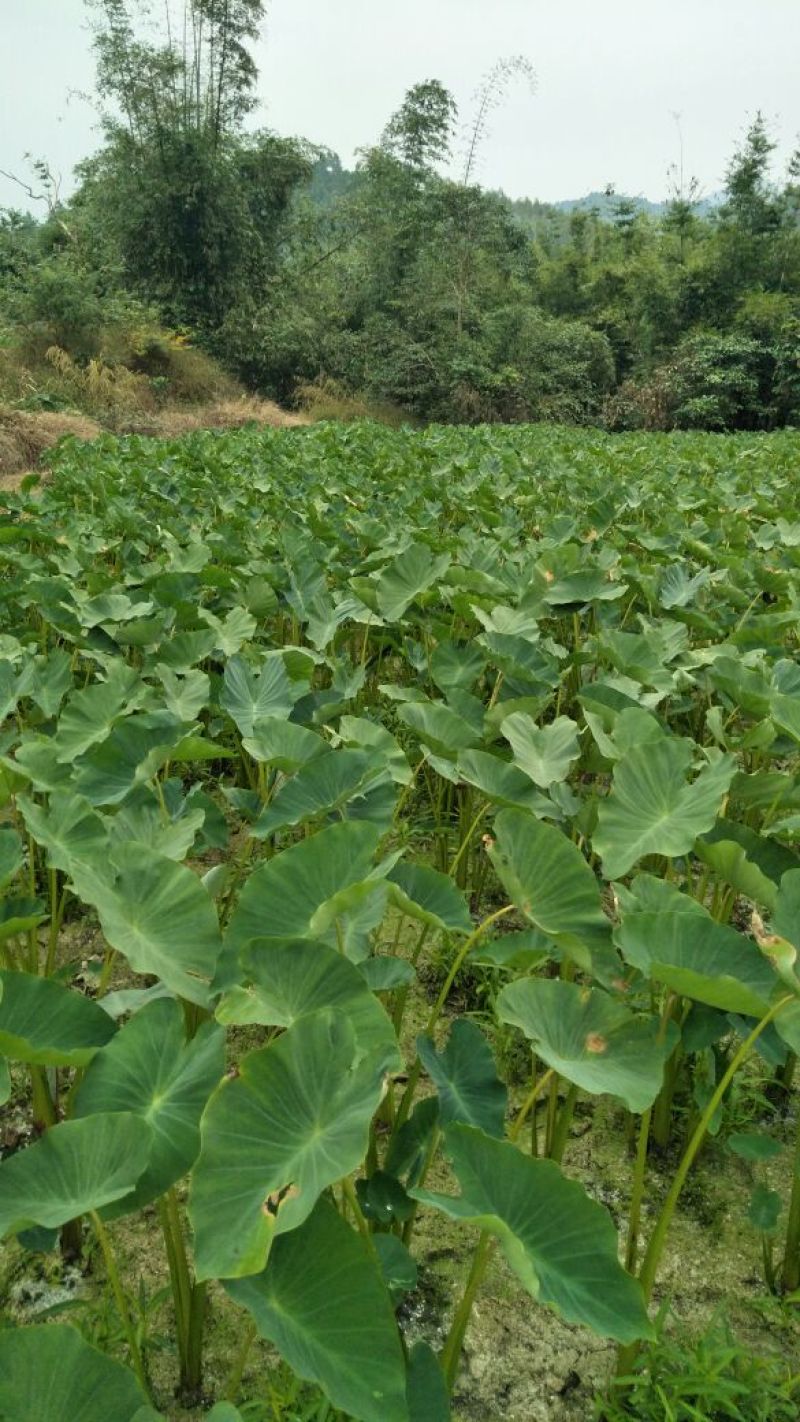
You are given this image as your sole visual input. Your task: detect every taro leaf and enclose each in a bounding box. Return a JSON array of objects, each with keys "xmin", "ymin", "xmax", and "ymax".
[
  {"xmin": 243, "ymin": 718, "xmax": 329, "ymax": 771},
  {"xmin": 69, "ymin": 844, "xmax": 222, "ymax": 1007},
  {"xmin": 694, "ymin": 819, "xmax": 798, "ymax": 913},
  {"xmin": 371, "ymin": 543, "xmax": 450, "ymax": 622},
  {"xmin": 190, "ymin": 1010, "xmax": 393, "ymax": 1280},
  {"xmin": 659, "ymin": 565, "xmax": 710, "ymax": 609},
  {"xmin": 457, "ymin": 749, "xmax": 554, "ymax": 816},
  {"xmin": 0, "ymin": 971, "xmax": 116, "ymax": 1067},
  {"xmin": 221, "ymin": 655, "xmax": 294, "ymax": 738},
  {"xmin": 387, "ymin": 862, "xmax": 473, "ymax": 934},
  {"xmin": 206, "ymin": 1408, "xmax": 244, "ymax": 1422},
  {"xmin": 225, "ymin": 1198, "xmax": 408, "ymax": 1422},
  {"xmin": 224, "ymin": 820, "xmax": 383, "ymax": 953},
  {"xmin": 488, "ymin": 809, "xmax": 614, "ymax": 971},
  {"xmin": 397, "ymin": 701, "xmax": 480, "ymax": 757},
  {"xmin": 0, "ymin": 1324, "xmax": 150, "ymax": 1422},
  {"xmin": 0, "ymin": 898, "xmax": 45, "ymax": 943},
  {"xmin": 615, "ymin": 902, "xmax": 777, "ymax": 1016},
  {"xmin": 17, "ymin": 792, "xmax": 106, "ymax": 873},
  {"xmin": 0, "ymin": 828, "xmax": 22, "ymax": 889},
  {"xmin": 411, "ymin": 1125, "xmax": 651, "ymax": 1344},
  {"xmin": 594, "ymin": 739, "xmax": 737, "ymax": 879},
  {"xmin": 73, "ymin": 998, "xmax": 224, "ymax": 1215},
  {"xmin": 54, "ymin": 663, "xmax": 146, "ymax": 763},
  {"xmin": 417, "ymin": 1021, "xmax": 507, "ymax": 1137},
  {"xmin": 374, "ymin": 1233, "xmax": 418, "ymax": 1304},
  {"xmin": 72, "ymin": 712, "xmax": 191, "ymax": 805},
  {"xmin": 338, "ymin": 715, "xmax": 412, "ymax": 785},
  {"xmin": 0, "ymin": 1060, "xmax": 9, "ymax": 1108},
  {"xmin": 199, "ymin": 606, "xmax": 257, "ymax": 656},
  {"xmin": 357, "ymin": 1170, "xmax": 414, "ymax": 1225},
  {"xmin": 6, "ymin": 736, "xmax": 73, "ymax": 793},
  {"xmin": 543, "ymin": 569, "xmax": 626, "ymax": 607},
  {"xmin": 107, "ymin": 797, "xmax": 205, "ymax": 862},
  {"xmin": 154, "ymin": 665, "xmax": 210, "ymax": 721},
  {"xmin": 496, "ymin": 979, "xmax": 673, "ymax": 1113},
  {"xmin": 359, "ymin": 957, "xmax": 416, "ymax": 990},
  {"xmin": 748, "ymin": 1185, "xmax": 782, "ymax": 1233},
  {"xmin": 218, "ymin": 937, "xmax": 400, "ymax": 1069},
  {"xmin": 430, "ymin": 641, "xmax": 485, "ymax": 693},
  {"xmin": 252, "ymin": 749, "xmax": 383, "ymax": 839},
  {"xmin": 728, "ymin": 1132, "xmax": 783, "ymax": 1162},
  {"xmin": 472, "ymin": 927, "xmax": 554, "ymax": 972},
  {"xmin": 385, "ymin": 1097, "xmax": 440, "ymax": 1186},
  {"xmin": 500, "ymin": 714, "xmax": 581, "ymax": 789},
  {"xmin": 0, "ymin": 1113, "xmax": 152, "ymax": 1238},
  {"xmin": 406, "ymin": 1341, "xmax": 451, "ymax": 1422}
]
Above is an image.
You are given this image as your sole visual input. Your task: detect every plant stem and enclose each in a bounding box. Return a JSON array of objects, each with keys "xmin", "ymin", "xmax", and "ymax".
[
  {"xmin": 617, "ymin": 995, "xmax": 793, "ymax": 1376},
  {"xmin": 30, "ymin": 1064, "xmax": 57, "ymax": 1130},
  {"xmin": 781, "ymin": 1099, "xmax": 800, "ymax": 1293},
  {"xmin": 548, "ymin": 1082, "xmax": 578, "ymax": 1164},
  {"xmin": 223, "ymin": 1318, "xmax": 258, "ymax": 1402},
  {"xmin": 624, "ymin": 1107, "xmax": 652, "ymax": 1273},
  {"xmin": 90, "ymin": 1211, "xmax": 151, "ymax": 1399},
  {"xmin": 509, "ymin": 1067, "xmax": 554, "ymax": 1143},
  {"xmin": 393, "ymin": 906, "xmax": 514, "ymax": 1133},
  {"xmin": 440, "ymin": 1231, "xmax": 493, "ymax": 1390}
]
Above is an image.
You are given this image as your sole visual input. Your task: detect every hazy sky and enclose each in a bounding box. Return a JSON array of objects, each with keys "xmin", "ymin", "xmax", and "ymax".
[{"xmin": 2, "ymin": 0, "xmax": 799, "ymax": 214}]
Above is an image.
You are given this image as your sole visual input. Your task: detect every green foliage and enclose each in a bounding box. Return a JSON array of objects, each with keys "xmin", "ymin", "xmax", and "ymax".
[{"xmin": 599, "ymin": 1316, "xmax": 800, "ymax": 1421}]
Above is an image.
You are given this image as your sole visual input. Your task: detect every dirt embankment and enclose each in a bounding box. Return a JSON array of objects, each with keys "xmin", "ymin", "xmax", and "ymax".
[{"xmin": 0, "ymin": 399, "xmax": 308, "ymax": 491}]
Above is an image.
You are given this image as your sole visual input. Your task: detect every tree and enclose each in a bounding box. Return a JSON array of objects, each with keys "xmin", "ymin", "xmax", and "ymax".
[
  {"xmin": 382, "ymin": 81, "xmax": 457, "ymax": 171},
  {"xmin": 79, "ymin": 0, "xmax": 309, "ymax": 329}
]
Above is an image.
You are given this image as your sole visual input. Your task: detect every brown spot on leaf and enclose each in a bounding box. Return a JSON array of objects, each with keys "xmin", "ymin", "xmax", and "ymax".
[
  {"xmin": 262, "ymin": 1183, "xmax": 299, "ymax": 1218},
  {"xmin": 585, "ymin": 1033, "xmax": 608, "ymax": 1054}
]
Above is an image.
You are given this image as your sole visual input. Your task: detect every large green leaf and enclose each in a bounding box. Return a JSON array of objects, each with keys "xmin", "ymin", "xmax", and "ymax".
[
  {"xmin": 488, "ymin": 809, "xmax": 614, "ymax": 971},
  {"xmin": 242, "ymin": 718, "xmax": 329, "ymax": 771},
  {"xmin": 369, "ymin": 543, "xmax": 450, "ymax": 621},
  {"xmin": 412, "ymin": 1125, "xmax": 651, "ymax": 1344},
  {"xmin": 221, "ymin": 654, "xmax": 294, "ymax": 737},
  {"xmin": 387, "ymin": 862, "xmax": 473, "ymax": 934},
  {"xmin": 252, "ymin": 749, "xmax": 383, "ymax": 838},
  {"xmin": 500, "ymin": 713, "xmax": 581, "ymax": 789},
  {"xmin": 496, "ymin": 979, "xmax": 674, "ymax": 1112},
  {"xmin": 694, "ymin": 819, "xmax": 798, "ymax": 912},
  {"xmin": 417, "ymin": 1021, "xmax": 507, "ymax": 1136},
  {"xmin": 54, "ymin": 663, "xmax": 146, "ymax": 763},
  {"xmin": 69, "ymin": 844, "xmax": 222, "ymax": 1007},
  {"xmin": 0, "ymin": 1114, "xmax": 151, "ymax": 1238},
  {"xmin": 224, "ymin": 820, "xmax": 384, "ymax": 953},
  {"xmin": 615, "ymin": 893, "xmax": 778, "ymax": 1015},
  {"xmin": 218, "ymin": 938, "xmax": 400, "ymax": 1067},
  {"xmin": 17, "ymin": 792, "xmax": 106, "ymax": 873},
  {"xmin": 74, "ymin": 998, "xmax": 224, "ymax": 1214},
  {"xmin": 226, "ymin": 1199, "xmax": 408, "ymax": 1422},
  {"xmin": 594, "ymin": 739, "xmax": 737, "ymax": 879},
  {"xmin": 190, "ymin": 1010, "xmax": 392, "ymax": 1279},
  {"xmin": 0, "ymin": 971, "xmax": 116, "ymax": 1067},
  {"xmin": 0, "ymin": 1325, "xmax": 149, "ymax": 1422},
  {"xmin": 456, "ymin": 749, "xmax": 554, "ymax": 815},
  {"xmin": 397, "ymin": 701, "xmax": 480, "ymax": 757}
]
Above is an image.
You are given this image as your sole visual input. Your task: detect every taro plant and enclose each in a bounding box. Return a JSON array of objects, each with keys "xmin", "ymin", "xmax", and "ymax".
[{"xmin": 0, "ymin": 420, "xmax": 800, "ymax": 1417}]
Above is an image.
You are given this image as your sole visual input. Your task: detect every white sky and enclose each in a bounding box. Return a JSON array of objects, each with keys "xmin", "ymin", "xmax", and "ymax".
[{"xmin": 1, "ymin": 0, "xmax": 799, "ymax": 213}]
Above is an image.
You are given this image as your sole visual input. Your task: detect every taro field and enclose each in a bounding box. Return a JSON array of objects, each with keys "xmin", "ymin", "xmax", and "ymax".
[{"xmin": 1, "ymin": 421, "xmax": 800, "ymax": 1422}]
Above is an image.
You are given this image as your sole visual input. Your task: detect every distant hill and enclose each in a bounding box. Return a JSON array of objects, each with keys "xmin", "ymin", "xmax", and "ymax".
[{"xmin": 551, "ymin": 190, "xmax": 724, "ymax": 218}]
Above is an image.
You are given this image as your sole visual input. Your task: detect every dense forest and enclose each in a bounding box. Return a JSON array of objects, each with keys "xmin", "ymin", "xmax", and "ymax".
[{"xmin": 1, "ymin": 0, "xmax": 799, "ymax": 431}]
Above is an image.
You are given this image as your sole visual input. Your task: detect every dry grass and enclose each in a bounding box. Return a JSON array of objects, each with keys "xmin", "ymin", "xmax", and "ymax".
[
  {"xmin": 120, "ymin": 396, "xmax": 309, "ymax": 438},
  {"xmin": 0, "ymin": 409, "xmax": 101, "ymax": 486}
]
